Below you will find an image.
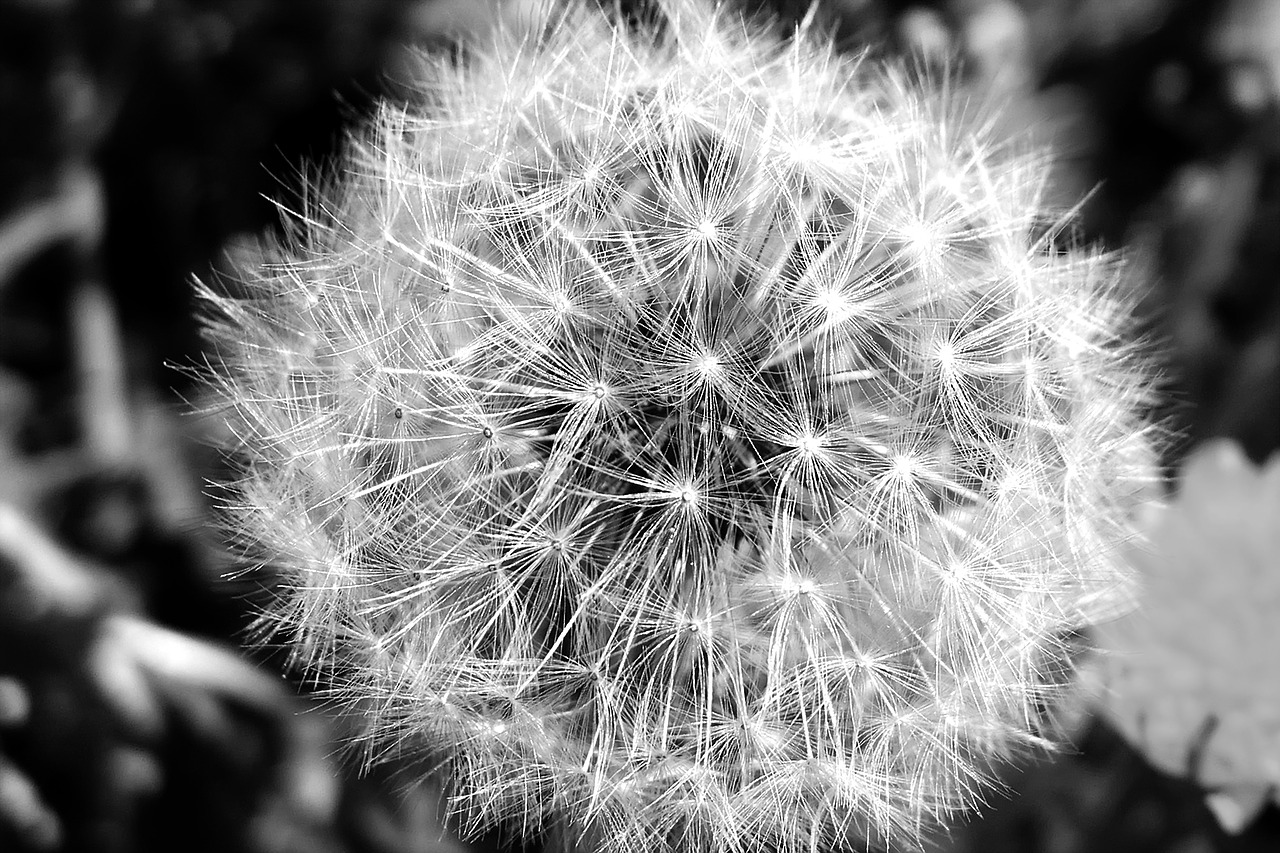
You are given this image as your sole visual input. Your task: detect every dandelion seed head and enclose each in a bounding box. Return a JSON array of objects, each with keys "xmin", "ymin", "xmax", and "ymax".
[{"xmin": 198, "ymin": 1, "xmax": 1162, "ymax": 850}]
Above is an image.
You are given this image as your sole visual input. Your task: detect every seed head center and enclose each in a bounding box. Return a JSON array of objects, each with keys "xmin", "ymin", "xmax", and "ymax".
[
  {"xmin": 816, "ymin": 286, "xmax": 851, "ymax": 321},
  {"xmin": 696, "ymin": 351, "xmax": 722, "ymax": 378},
  {"xmin": 935, "ymin": 340, "xmax": 958, "ymax": 373},
  {"xmin": 797, "ymin": 433, "xmax": 824, "ymax": 457},
  {"xmin": 673, "ymin": 485, "xmax": 699, "ymax": 507}
]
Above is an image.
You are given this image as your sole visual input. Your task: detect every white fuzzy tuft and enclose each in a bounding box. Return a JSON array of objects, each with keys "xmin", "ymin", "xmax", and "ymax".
[{"xmin": 199, "ymin": 2, "xmax": 1161, "ymax": 850}]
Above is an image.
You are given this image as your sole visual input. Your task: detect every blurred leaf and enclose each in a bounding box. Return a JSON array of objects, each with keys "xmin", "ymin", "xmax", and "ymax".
[{"xmin": 1094, "ymin": 439, "xmax": 1280, "ymax": 832}]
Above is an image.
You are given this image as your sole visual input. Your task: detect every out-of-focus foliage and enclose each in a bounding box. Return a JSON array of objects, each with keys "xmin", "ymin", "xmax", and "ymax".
[{"xmin": 1094, "ymin": 440, "xmax": 1280, "ymax": 832}]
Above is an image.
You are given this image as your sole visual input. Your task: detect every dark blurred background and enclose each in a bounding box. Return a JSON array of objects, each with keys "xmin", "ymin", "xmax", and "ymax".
[{"xmin": 0, "ymin": 1, "xmax": 1277, "ymax": 852}]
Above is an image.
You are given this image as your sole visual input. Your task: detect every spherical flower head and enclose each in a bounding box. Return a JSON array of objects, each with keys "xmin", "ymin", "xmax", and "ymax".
[{"xmin": 200, "ymin": 2, "xmax": 1160, "ymax": 850}]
